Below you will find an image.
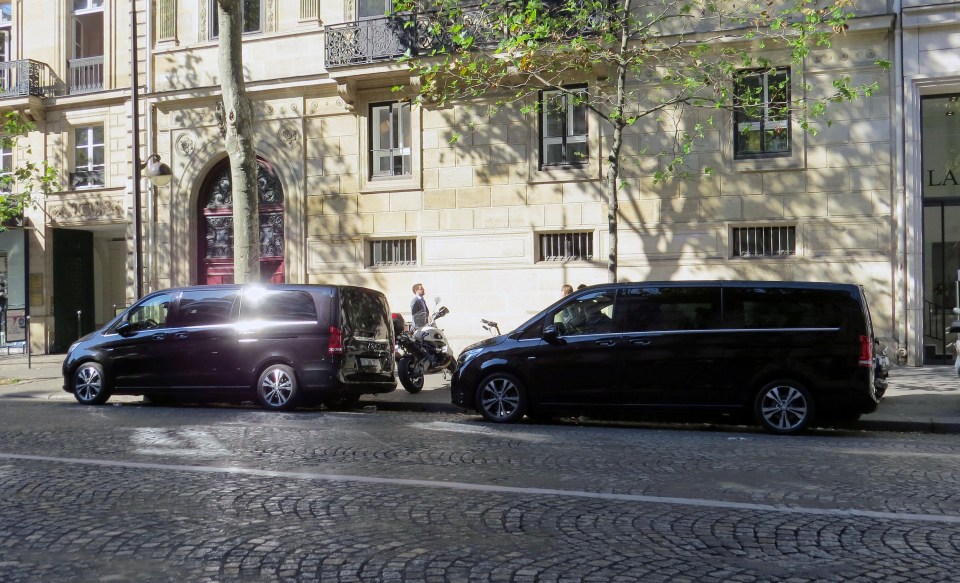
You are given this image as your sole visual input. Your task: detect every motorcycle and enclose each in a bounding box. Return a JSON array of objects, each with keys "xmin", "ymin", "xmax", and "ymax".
[{"xmin": 393, "ymin": 299, "xmax": 456, "ymax": 394}]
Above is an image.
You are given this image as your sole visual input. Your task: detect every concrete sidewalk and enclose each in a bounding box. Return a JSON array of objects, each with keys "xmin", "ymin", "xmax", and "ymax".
[{"xmin": 3, "ymin": 352, "xmax": 960, "ymax": 434}]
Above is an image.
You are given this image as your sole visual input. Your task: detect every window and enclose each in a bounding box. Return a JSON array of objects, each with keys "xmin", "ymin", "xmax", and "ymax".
[
  {"xmin": 111, "ymin": 292, "xmax": 172, "ymax": 333},
  {"xmin": 724, "ymin": 287, "xmax": 851, "ymax": 330},
  {"xmin": 370, "ymin": 238, "xmax": 416, "ymax": 267},
  {"xmin": 549, "ymin": 290, "xmax": 616, "ymax": 336},
  {"xmin": 0, "ymin": 146, "xmax": 11, "ymax": 194},
  {"xmin": 209, "ymin": 0, "xmax": 262, "ymax": 38},
  {"xmin": 734, "ymin": 68, "xmax": 790, "ymax": 158},
  {"xmin": 370, "ymin": 101, "xmax": 411, "ymax": 178},
  {"xmin": 540, "ymin": 87, "xmax": 588, "ymax": 167},
  {"xmin": 73, "ymin": 0, "xmax": 103, "ymax": 13},
  {"xmin": 539, "ymin": 231, "xmax": 593, "ymax": 261},
  {"xmin": 173, "ymin": 289, "xmax": 238, "ymax": 327},
  {"xmin": 357, "ymin": 0, "xmax": 393, "ymax": 18},
  {"xmin": 618, "ymin": 286, "xmax": 721, "ymax": 332},
  {"xmin": 731, "ymin": 225, "xmax": 796, "ymax": 258},
  {"xmin": 241, "ymin": 290, "xmax": 317, "ymax": 322},
  {"xmin": 156, "ymin": 0, "xmax": 177, "ymax": 41},
  {"xmin": 72, "ymin": 125, "xmax": 105, "ymax": 188}
]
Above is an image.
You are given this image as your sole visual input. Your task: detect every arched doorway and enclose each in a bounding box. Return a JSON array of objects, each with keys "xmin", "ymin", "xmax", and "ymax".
[{"xmin": 198, "ymin": 158, "xmax": 285, "ymax": 284}]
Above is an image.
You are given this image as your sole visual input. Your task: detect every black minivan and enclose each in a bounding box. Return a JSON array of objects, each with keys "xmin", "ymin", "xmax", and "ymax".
[
  {"xmin": 452, "ymin": 281, "xmax": 882, "ymax": 434},
  {"xmin": 62, "ymin": 284, "xmax": 396, "ymax": 410}
]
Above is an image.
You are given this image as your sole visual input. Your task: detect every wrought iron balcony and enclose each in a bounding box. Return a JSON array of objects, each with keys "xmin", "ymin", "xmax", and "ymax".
[
  {"xmin": 68, "ymin": 56, "xmax": 104, "ymax": 95},
  {"xmin": 325, "ymin": 15, "xmax": 429, "ymax": 68},
  {"xmin": 0, "ymin": 60, "xmax": 65, "ymax": 99}
]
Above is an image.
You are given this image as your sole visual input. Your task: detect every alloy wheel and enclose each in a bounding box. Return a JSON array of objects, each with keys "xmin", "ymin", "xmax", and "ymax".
[
  {"xmin": 756, "ymin": 382, "xmax": 812, "ymax": 434},
  {"xmin": 478, "ymin": 374, "xmax": 525, "ymax": 423},
  {"xmin": 258, "ymin": 365, "xmax": 296, "ymax": 409}
]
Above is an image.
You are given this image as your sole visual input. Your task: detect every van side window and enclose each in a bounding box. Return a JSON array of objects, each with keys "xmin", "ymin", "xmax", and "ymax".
[
  {"xmin": 174, "ymin": 289, "xmax": 238, "ymax": 327},
  {"xmin": 619, "ymin": 286, "xmax": 721, "ymax": 332},
  {"xmin": 339, "ymin": 288, "xmax": 391, "ymax": 338},
  {"xmin": 110, "ymin": 292, "xmax": 173, "ymax": 333},
  {"xmin": 550, "ymin": 290, "xmax": 617, "ymax": 335},
  {"xmin": 242, "ymin": 290, "xmax": 318, "ymax": 322},
  {"xmin": 724, "ymin": 287, "xmax": 846, "ymax": 329}
]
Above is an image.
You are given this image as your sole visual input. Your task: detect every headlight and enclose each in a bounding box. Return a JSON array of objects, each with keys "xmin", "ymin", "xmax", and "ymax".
[
  {"xmin": 67, "ymin": 341, "xmax": 81, "ymax": 354},
  {"xmin": 458, "ymin": 347, "xmax": 484, "ymax": 368}
]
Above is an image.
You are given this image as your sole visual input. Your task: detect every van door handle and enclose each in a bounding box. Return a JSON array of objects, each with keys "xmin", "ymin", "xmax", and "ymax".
[
  {"xmin": 151, "ymin": 333, "xmax": 168, "ymax": 341},
  {"xmin": 629, "ymin": 338, "xmax": 651, "ymax": 346},
  {"xmin": 174, "ymin": 332, "xmax": 189, "ymax": 340},
  {"xmin": 594, "ymin": 339, "xmax": 617, "ymax": 347}
]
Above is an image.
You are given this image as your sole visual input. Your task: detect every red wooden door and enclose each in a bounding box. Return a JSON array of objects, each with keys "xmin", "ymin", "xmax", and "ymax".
[{"xmin": 198, "ymin": 159, "xmax": 285, "ymax": 284}]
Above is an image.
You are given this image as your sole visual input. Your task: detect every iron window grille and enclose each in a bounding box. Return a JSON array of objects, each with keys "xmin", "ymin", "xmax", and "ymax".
[
  {"xmin": 734, "ymin": 68, "xmax": 790, "ymax": 158},
  {"xmin": 370, "ymin": 238, "xmax": 417, "ymax": 267},
  {"xmin": 539, "ymin": 232, "xmax": 593, "ymax": 261},
  {"xmin": 540, "ymin": 87, "xmax": 588, "ymax": 168},
  {"xmin": 732, "ymin": 225, "xmax": 796, "ymax": 258},
  {"xmin": 370, "ymin": 101, "xmax": 411, "ymax": 177}
]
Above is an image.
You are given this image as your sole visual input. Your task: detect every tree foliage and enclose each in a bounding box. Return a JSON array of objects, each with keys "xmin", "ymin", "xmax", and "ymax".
[
  {"xmin": 0, "ymin": 112, "xmax": 59, "ymax": 230},
  {"xmin": 392, "ymin": 0, "xmax": 891, "ymax": 281}
]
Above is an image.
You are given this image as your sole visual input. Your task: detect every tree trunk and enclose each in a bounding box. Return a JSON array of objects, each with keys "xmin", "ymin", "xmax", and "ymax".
[
  {"xmin": 606, "ymin": 0, "xmax": 632, "ymax": 284},
  {"xmin": 217, "ymin": 0, "xmax": 259, "ymax": 283}
]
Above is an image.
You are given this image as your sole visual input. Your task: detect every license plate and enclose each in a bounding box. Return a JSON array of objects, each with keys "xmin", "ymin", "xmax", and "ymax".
[{"xmin": 359, "ymin": 358, "xmax": 379, "ymax": 368}]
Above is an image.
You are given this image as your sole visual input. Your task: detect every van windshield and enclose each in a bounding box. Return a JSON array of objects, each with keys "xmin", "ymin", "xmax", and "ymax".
[{"xmin": 340, "ymin": 288, "xmax": 391, "ymax": 340}]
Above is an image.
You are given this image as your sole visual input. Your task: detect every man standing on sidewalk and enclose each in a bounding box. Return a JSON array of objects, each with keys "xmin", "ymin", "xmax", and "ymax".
[{"xmin": 411, "ymin": 283, "xmax": 429, "ymax": 328}]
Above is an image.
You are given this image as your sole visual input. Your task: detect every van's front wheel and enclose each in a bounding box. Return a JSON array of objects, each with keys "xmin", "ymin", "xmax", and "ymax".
[
  {"xmin": 256, "ymin": 364, "xmax": 299, "ymax": 411},
  {"xmin": 754, "ymin": 380, "xmax": 814, "ymax": 435},
  {"xmin": 72, "ymin": 362, "xmax": 111, "ymax": 405}
]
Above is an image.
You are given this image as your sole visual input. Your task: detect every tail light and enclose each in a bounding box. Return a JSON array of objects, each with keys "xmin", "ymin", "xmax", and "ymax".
[
  {"xmin": 858, "ymin": 334, "xmax": 872, "ymax": 367},
  {"xmin": 328, "ymin": 325, "xmax": 343, "ymax": 355}
]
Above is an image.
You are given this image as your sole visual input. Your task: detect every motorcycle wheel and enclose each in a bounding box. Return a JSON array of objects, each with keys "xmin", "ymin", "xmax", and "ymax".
[{"xmin": 398, "ymin": 356, "xmax": 425, "ymax": 394}]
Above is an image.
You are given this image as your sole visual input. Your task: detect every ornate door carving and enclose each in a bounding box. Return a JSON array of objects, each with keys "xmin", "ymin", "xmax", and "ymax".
[{"xmin": 198, "ymin": 158, "xmax": 285, "ymax": 284}]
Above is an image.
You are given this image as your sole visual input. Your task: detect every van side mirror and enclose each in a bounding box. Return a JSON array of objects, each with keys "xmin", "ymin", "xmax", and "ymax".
[
  {"xmin": 116, "ymin": 321, "xmax": 136, "ymax": 337},
  {"xmin": 542, "ymin": 324, "xmax": 566, "ymax": 345},
  {"xmin": 950, "ymin": 321, "xmax": 960, "ymax": 334}
]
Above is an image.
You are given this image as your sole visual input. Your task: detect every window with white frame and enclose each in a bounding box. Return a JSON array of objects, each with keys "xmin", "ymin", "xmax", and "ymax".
[
  {"xmin": 73, "ymin": 0, "xmax": 103, "ymax": 13},
  {"xmin": 731, "ymin": 225, "xmax": 796, "ymax": 258},
  {"xmin": 539, "ymin": 231, "xmax": 593, "ymax": 261},
  {"xmin": 357, "ymin": 0, "xmax": 393, "ymax": 18},
  {"xmin": 733, "ymin": 68, "xmax": 790, "ymax": 158},
  {"xmin": 209, "ymin": 0, "xmax": 262, "ymax": 38},
  {"xmin": 72, "ymin": 124, "xmax": 105, "ymax": 189},
  {"xmin": 370, "ymin": 101, "xmax": 411, "ymax": 178},
  {"xmin": 369, "ymin": 238, "xmax": 417, "ymax": 267},
  {"xmin": 540, "ymin": 86, "xmax": 588, "ymax": 168},
  {"xmin": 0, "ymin": 146, "xmax": 12, "ymax": 194}
]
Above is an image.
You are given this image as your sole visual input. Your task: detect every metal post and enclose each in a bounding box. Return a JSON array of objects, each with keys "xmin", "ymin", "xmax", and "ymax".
[
  {"xmin": 131, "ymin": 0, "xmax": 143, "ymax": 299},
  {"xmin": 22, "ymin": 217, "xmax": 30, "ymax": 368},
  {"xmin": 76, "ymin": 309, "xmax": 82, "ymax": 338}
]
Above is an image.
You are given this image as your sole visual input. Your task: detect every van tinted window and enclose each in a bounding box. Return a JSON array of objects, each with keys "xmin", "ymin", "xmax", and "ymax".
[
  {"xmin": 619, "ymin": 286, "xmax": 721, "ymax": 332},
  {"xmin": 724, "ymin": 287, "xmax": 851, "ymax": 329},
  {"xmin": 340, "ymin": 288, "xmax": 391, "ymax": 339},
  {"xmin": 550, "ymin": 290, "xmax": 617, "ymax": 335},
  {"xmin": 241, "ymin": 290, "xmax": 318, "ymax": 322},
  {"xmin": 175, "ymin": 289, "xmax": 238, "ymax": 326}
]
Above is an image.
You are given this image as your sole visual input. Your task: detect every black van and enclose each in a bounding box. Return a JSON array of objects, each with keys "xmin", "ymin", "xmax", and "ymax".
[
  {"xmin": 62, "ymin": 284, "xmax": 396, "ymax": 410},
  {"xmin": 452, "ymin": 281, "xmax": 882, "ymax": 434}
]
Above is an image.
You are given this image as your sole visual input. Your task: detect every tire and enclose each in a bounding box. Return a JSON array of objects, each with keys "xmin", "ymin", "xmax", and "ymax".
[
  {"xmin": 477, "ymin": 372, "xmax": 527, "ymax": 423},
  {"xmin": 72, "ymin": 362, "xmax": 111, "ymax": 405},
  {"xmin": 398, "ymin": 356, "xmax": 424, "ymax": 394},
  {"xmin": 256, "ymin": 364, "xmax": 300, "ymax": 411},
  {"xmin": 753, "ymin": 379, "xmax": 814, "ymax": 435}
]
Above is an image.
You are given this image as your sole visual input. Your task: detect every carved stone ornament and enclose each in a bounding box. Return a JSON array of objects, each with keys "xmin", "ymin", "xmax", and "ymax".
[
  {"xmin": 337, "ymin": 82, "xmax": 356, "ymax": 112},
  {"xmin": 199, "ymin": 0, "xmax": 208, "ymax": 41},
  {"xmin": 50, "ymin": 200, "xmax": 124, "ymax": 222},
  {"xmin": 215, "ymin": 101, "xmax": 227, "ymax": 138},
  {"xmin": 176, "ymin": 133, "xmax": 195, "ymax": 155},
  {"xmin": 278, "ymin": 123, "xmax": 300, "ymax": 149}
]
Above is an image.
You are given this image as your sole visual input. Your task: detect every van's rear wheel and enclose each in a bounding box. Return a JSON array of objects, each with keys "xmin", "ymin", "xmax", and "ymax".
[
  {"xmin": 256, "ymin": 364, "xmax": 299, "ymax": 411},
  {"xmin": 754, "ymin": 380, "xmax": 814, "ymax": 435}
]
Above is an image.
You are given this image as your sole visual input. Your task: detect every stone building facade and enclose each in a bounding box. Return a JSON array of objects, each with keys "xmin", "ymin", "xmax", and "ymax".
[{"xmin": 1, "ymin": 0, "xmax": 957, "ymax": 365}]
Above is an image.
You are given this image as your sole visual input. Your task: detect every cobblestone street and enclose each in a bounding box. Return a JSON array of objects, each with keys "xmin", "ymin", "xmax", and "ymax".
[{"xmin": 1, "ymin": 401, "xmax": 959, "ymax": 582}]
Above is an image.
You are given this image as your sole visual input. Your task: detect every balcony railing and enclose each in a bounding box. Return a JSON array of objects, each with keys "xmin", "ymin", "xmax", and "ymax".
[
  {"xmin": 69, "ymin": 168, "xmax": 105, "ymax": 189},
  {"xmin": 0, "ymin": 59, "xmax": 65, "ymax": 99},
  {"xmin": 69, "ymin": 56, "xmax": 104, "ymax": 95}
]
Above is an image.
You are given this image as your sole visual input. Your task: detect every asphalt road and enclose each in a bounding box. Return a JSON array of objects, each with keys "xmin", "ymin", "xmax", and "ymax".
[{"xmin": 1, "ymin": 400, "xmax": 959, "ymax": 582}]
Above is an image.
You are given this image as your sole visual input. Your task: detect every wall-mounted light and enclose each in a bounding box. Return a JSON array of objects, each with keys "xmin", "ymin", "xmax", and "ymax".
[{"xmin": 142, "ymin": 154, "xmax": 172, "ymax": 187}]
